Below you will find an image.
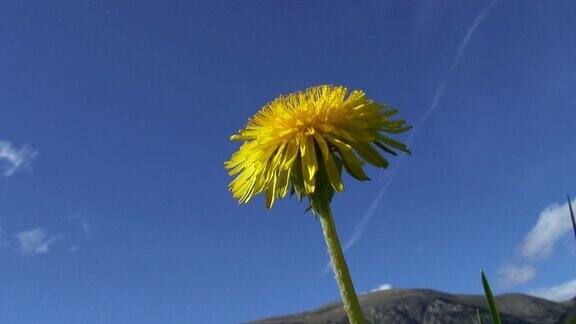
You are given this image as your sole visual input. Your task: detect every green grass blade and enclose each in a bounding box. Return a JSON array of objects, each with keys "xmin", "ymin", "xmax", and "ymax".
[
  {"xmin": 481, "ymin": 270, "xmax": 502, "ymax": 324},
  {"xmin": 568, "ymin": 195, "xmax": 576, "ymax": 244},
  {"xmin": 476, "ymin": 309, "xmax": 484, "ymax": 324}
]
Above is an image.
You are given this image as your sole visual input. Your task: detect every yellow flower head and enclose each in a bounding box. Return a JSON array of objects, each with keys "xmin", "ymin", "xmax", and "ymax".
[{"xmin": 225, "ymin": 85, "xmax": 411, "ymax": 214}]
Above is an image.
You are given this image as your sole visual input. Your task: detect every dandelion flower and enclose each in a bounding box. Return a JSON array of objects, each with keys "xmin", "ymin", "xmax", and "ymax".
[
  {"xmin": 225, "ymin": 84, "xmax": 411, "ymax": 324},
  {"xmin": 225, "ymin": 84, "xmax": 411, "ymax": 213}
]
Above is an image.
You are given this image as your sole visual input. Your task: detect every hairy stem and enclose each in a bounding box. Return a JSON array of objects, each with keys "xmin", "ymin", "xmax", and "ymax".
[{"xmin": 319, "ymin": 206, "xmax": 365, "ymax": 324}]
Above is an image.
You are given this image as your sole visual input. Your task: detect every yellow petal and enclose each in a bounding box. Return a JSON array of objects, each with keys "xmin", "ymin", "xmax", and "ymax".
[
  {"xmin": 350, "ymin": 141, "xmax": 389, "ymax": 168},
  {"xmin": 312, "ymin": 132, "xmax": 330, "ymax": 161},
  {"xmin": 265, "ymin": 172, "xmax": 277, "ymax": 209},
  {"xmin": 312, "ymin": 132, "xmax": 343, "ymax": 192},
  {"xmin": 327, "ymin": 136, "xmax": 370, "ymax": 181},
  {"xmin": 300, "ymin": 136, "xmax": 317, "ymax": 193}
]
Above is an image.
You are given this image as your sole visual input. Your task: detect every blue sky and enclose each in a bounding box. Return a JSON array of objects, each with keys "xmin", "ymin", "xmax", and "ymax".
[{"xmin": 1, "ymin": 1, "xmax": 576, "ymax": 323}]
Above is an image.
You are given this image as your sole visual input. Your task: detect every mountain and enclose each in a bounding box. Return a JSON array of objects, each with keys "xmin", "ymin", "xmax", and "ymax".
[{"xmin": 252, "ymin": 289, "xmax": 576, "ymax": 324}]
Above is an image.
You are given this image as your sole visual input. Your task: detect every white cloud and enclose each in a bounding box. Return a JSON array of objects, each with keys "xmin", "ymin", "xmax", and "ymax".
[
  {"xmin": 520, "ymin": 199, "xmax": 574, "ymax": 260},
  {"xmin": 497, "ymin": 264, "xmax": 536, "ymax": 287},
  {"xmin": 530, "ymin": 279, "xmax": 576, "ymax": 302},
  {"xmin": 0, "ymin": 140, "xmax": 37, "ymax": 176},
  {"xmin": 371, "ymin": 283, "xmax": 392, "ymax": 292},
  {"xmin": 498, "ymin": 197, "xmax": 574, "ymax": 288},
  {"xmin": 16, "ymin": 228, "xmax": 59, "ymax": 254}
]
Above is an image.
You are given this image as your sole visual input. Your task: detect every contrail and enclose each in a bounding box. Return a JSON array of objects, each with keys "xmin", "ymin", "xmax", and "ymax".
[
  {"xmin": 322, "ymin": 158, "xmax": 405, "ymax": 273},
  {"xmin": 451, "ymin": 0, "xmax": 500, "ymax": 73},
  {"xmin": 412, "ymin": 0, "xmax": 499, "ymax": 138},
  {"xmin": 322, "ymin": 0, "xmax": 499, "ymax": 273}
]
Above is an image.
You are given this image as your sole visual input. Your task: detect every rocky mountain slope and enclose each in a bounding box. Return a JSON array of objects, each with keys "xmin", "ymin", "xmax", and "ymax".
[{"xmin": 253, "ymin": 289, "xmax": 576, "ymax": 324}]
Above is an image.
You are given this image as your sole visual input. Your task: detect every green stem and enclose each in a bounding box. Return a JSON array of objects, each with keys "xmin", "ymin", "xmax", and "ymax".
[{"xmin": 319, "ymin": 205, "xmax": 365, "ymax": 324}]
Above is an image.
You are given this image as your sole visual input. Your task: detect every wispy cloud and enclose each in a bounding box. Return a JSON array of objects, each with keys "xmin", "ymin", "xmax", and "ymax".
[
  {"xmin": 68, "ymin": 215, "xmax": 92, "ymax": 239},
  {"xmin": 497, "ymin": 264, "xmax": 536, "ymax": 287},
  {"xmin": 81, "ymin": 221, "xmax": 91, "ymax": 238},
  {"xmin": 498, "ymin": 197, "xmax": 575, "ymax": 287},
  {"xmin": 520, "ymin": 199, "xmax": 574, "ymax": 260},
  {"xmin": 338, "ymin": 0, "xmax": 500, "ymax": 257},
  {"xmin": 371, "ymin": 283, "xmax": 392, "ymax": 292},
  {"xmin": 0, "ymin": 140, "xmax": 38, "ymax": 177},
  {"xmin": 530, "ymin": 279, "xmax": 576, "ymax": 302},
  {"xmin": 15, "ymin": 228, "xmax": 60, "ymax": 255}
]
